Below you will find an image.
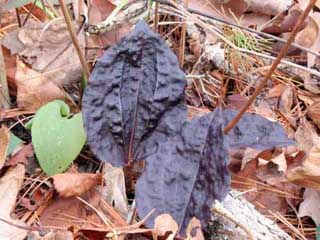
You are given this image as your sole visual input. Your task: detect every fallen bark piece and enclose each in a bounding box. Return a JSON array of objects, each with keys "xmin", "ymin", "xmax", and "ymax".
[{"xmin": 212, "ymin": 191, "xmax": 291, "ymax": 240}]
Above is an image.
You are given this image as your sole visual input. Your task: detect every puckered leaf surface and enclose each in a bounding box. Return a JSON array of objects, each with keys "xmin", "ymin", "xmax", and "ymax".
[
  {"xmin": 82, "ymin": 21, "xmax": 187, "ymax": 166},
  {"xmin": 82, "ymin": 20, "xmax": 295, "ymax": 232},
  {"xmin": 224, "ymin": 110, "xmax": 295, "ymax": 149},
  {"xmin": 136, "ymin": 108, "xmax": 230, "ymax": 232}
]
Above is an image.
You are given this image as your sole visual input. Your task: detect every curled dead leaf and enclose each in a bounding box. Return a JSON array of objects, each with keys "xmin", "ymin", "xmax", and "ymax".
[
  {"xmin": 295, "ymin": 15, "xmax": 319, "ymax": 48},
  {"xmin": 152, "ymin": 214, "xmax": 178, "ymax": 240},
  {"xmin": 307, "ymin": 101, "xmax": 320, "ymax": 129},
  {"xmin": 186, "ymin": 217, "xmax": 205, "ymax": 240},
  {"xmin": 0, "ymin": 164, "xmax": 27, "ymax": 240},
  {"xmin": 52, "ymin": 173, "xmax": 102, "ymax": 197},
  {"xmin": 294, "ymin": 121, "xmax": 319, "ymax": 152},
  {"xmin": 287, "ymin": 143, "xmax": 320, "ymax": 190},
  {"xmin": 271, "ymin": 153, "xmax": 287, "ymax": 172},
  {"xmin": 298, "ymin": 188, "xmax": 320, "ymax": 225},
  {"xmin": 102, "ymin": 163, "xmax": 128, "ymax": 219},
  {"xmin": 246, "ymin": 0, "xmax": 294, "ymax": 15},
  {"xmin": 279, "ymin": 86, "xmax": 293, "ymax": 115},
  {"xmin": 262, "ymin": 6, "xmax": 302, "ymax": 34}
]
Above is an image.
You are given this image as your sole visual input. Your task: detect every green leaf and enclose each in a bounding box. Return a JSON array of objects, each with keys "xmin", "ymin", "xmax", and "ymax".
[
  {"xmin": 7, "ymin": 133, "xmax": 23, "ymax": 156},
  {"xmin": 30, "ymin": 100, "xmax": 86, "ymax": 175},
  {"xmin": 317, "ymin": 226, "xmax": 320, "ymax": 240},
  {"xmin": 4, "ymin": 0, "xmax": 34, "ymax": 10}
]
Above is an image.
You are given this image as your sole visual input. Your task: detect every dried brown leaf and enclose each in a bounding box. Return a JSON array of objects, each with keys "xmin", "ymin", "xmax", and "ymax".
[
  {"xmin": 15, "ymin": 59, "xmax": 66, "ymax": 110},
  {"xmin": 270, "ymin": 153, "xmax": 287, "ymax": 172},
  {"xmin": 294, "ymin": 121, "xmax": 319, "ymax": 152},
  {"xmin": 102, "ymin": 163, "xmax": 128, "ymax": 219},
  {"xmin": 295, "ymin": 14, "xmax": 319, "ymax": 48},
  {"xmin": 279, "ymin": 86, "xmax": 293, "ymax": 114},
  {"xmin": 28, "ymin": 230, "xmax": 73, "ymax": 240},
  {"xmin": 188, "ymin": 0, "xmax": 247, "ymax": 19},
  {"xmin": 247, "ymin": 0, "xmax": 293, "ymax": 15},
  {"xmin": 40, "ymin": 197, "xmax": 87, "ymax": 229},
  {"xmin": 307, "ymin": 101, "xmax": 320, "ymax": 129},
  {"xmin": 240, "ymin": 13, "xmax": 271, "ymax": 29},
  {"xmin": 86, "ymin": 0, "xmax": 132, "ymax": 59},
  {"xmin": 267, "ymin": 84, "xmax": 286, "ymax": 98},
  {"xmin": 0, "ymin": 164, "xmax": 27, "ymax": 240},
  {"xmin": 152, "ymin": 214, "xmax": 178, "ymax": 240},
  {"xmin": 233, "ymin": 159, "xmax": 300, "ymax": 215},
  {"xmin": 3, "ymin": 19, "xmax": 84, "ymax": 86},
  {"xmin": 87, "ymin": 0, "xmax": 114, "ymax": 25},
  {"xmin": 263, "ymin": 6, "xmax": 302, "ymax": 34},
  {"xmin": 298, "ymin": 188, "xmax": 320, "ymax": 225},
  {"xmin": 20, "ymin": 19, "xmax": 84, "ymax": 84},
  {"xmin": 52, "ymin": 173, "xmax": 102, "ymax": 197},
  {"xmin": 6, "ymin": 143, "xmax": 34, "ymax": 167},
  {"xmin": 0, "ymin": 126, "xmax": 9, "ymax": 170},
  {"xmin": 287, "ymin": 142, "xmax": 320, "ymax": 190},
  {"xmin": 186, "ymin": 218, "xmax": 205, "ymax": 240}
]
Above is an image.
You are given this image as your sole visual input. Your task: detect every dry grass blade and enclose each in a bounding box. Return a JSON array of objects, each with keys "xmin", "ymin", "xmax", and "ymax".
[{"xmin": 270, "ymin": 211, "xmax": 308, "ymax": 240}]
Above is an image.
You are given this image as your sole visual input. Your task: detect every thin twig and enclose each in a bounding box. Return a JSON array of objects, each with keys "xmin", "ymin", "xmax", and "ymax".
[
  {"xmin": 179, "ymin": 0, "xmax": 189, "ymax": 66},
  {"xmin": 15, "ymin": 8, "xmax": 22, "ymax": 27},
  {"xmin": 58, "ymin": 0, "xmax": 90, "ymax": 86},
  {"xmin": 22, "ymin": 0, "xmax": 38, "ymax": 26},
  {"xmin": 76, "ymin": 196, "xmax": 111, "ymax": 226},
  {"xmin": 0, "ymin": 46, "xmax": 10, "ymax": 109},
  {"xmin": 223, "ymin": 0, "xmax": 317, "ymax": 134},
  {"xmin": 154, "ymin": 2, "xmax": 159, "ymax": 32},
  {"xmin": 269, "ymin": 211, "xmax": 307, "ymax": 240}
]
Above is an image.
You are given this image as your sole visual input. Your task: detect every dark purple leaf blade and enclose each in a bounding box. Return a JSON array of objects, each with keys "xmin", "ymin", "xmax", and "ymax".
[
  {"xmin": 223, "ymin": 110, "xmax": 295, "ymax": 149},
  {"xmin": 136, "ymin": 108, "xmax": 230, "ymax": 232},
  {"xmin": 82, "ymin": 21, "xmax": 187, "ymax": 166}
]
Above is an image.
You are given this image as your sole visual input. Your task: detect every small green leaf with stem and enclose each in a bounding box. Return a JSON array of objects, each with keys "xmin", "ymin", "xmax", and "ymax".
[{"xmin": 28, "ymin": 100, "xmax": 86, "ymax": 175}]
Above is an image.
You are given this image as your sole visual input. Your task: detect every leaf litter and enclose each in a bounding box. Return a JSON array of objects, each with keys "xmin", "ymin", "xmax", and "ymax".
[{"xmin": 1, "ymin": 0, "xmax": 320, "ymax": 239}]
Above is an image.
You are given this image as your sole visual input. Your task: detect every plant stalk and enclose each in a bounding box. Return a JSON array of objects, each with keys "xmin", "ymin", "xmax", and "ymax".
[{"xmin": 58, "ymin": 0, "xmax": 90, "ymax": 82}]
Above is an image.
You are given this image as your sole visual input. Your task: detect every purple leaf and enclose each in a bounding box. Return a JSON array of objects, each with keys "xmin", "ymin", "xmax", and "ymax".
[
  {"xmin": 82, "ymin": 21, "xmax": 187, "ymax": 166},
  {"xmin": 82, "ymin": 21, "xmax": 294, "ymax": 233},
  {"xmin": 223, "ymin": 110, "xmax": 295, "ymax": 149},
  {"xmin": 136, "ymin": 108, "xmax": 230, "ymax": 232}
]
